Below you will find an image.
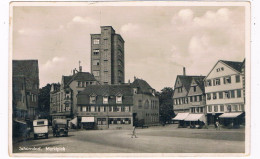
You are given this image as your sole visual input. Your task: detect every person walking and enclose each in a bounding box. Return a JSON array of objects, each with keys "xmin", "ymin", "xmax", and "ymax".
[
  {"xmin": 131, "ymin": 126, "xmax": 137, "ymax": 138},
  {"xmin": 215, "ymin": 121, "xmax": 220, "ymax": 130}
]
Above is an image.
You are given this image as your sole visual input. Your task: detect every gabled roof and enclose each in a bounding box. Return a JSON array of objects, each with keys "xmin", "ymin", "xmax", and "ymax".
[
  {"xmin": 205, "ymin": 59, "xmax": 245, "ymax": 80},
  {"xmin": 79, "ymin": 84, "xmax": 132, "ymax": 96},
  {"xmin": 66, "ymin": 72, "xmax": 97, "ymax": 87},
  {"xmin": 220, "ymin": 60, "xmax": 244, "ymax": 73},
  {"xmin": 131, "ymin": 78, "xmax": 153, "ymax": 95}
]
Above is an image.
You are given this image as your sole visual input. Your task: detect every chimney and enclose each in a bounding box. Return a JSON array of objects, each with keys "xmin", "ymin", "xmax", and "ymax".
[
  {"xmin": 79, "ymin": 66, "xmax": 82, "ymax": 72},
  {"xmin": 134, "ymin": 76, "xmax": 136, "ymax": 80},
  {"xmin": 183, "ymin": 67, "xmax": 186, "ymax": 76},
  {"xmin": 73, "ymin": 69, "xmax": 76, "ymax": 75}
]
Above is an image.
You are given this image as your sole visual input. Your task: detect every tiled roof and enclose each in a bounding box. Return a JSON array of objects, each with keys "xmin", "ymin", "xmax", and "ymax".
[
  {"xmin": 176, "ymin": 75, "xmax": 205, "ymax": 94},
  {"xmin": 12, "ymin": 60, "xmax": 39, "ymax": 91},
  {"xmin": 77, "ymin": 84, "xmax": 133, "ymax": 105},
  {"xmin": 63, "ymin": 75, "xmax": 73, "ymax": 87},
  {"xmin": 131, "ymin": 78, "xmax": 153, "ymax": 95},
  {"xmin": 220, "ymin": 60, "xmax": 244, "ymax": 73},
  {"xmin": 66, "ymin": 72, "xmax": 97, "ymax": 86}
]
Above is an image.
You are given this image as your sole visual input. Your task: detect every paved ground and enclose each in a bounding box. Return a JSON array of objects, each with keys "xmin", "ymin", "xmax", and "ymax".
[{"xmin": 12, "ymin": 124, "xmax": 245, "ymax": 153}]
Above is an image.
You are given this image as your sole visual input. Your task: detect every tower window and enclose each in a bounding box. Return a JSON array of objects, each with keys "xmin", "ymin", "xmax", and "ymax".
[{"xmin": 93, "ymin": 39, "xmax": 100, "ymax": 44}]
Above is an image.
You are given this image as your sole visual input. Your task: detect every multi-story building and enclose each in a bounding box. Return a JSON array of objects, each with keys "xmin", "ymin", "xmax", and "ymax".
[
  {"xmin": 204, "ymin": 59, "xmax": 245, "ymax": 127},
  {"xmin": 76, "ymin": 78, "xmax": 159, "ymax": 130},
  {"xmin": 12, "ymin": 60, "xmax": 39, "ymax": 122},
  {"xmin": 90, "ymin": 26, "xmax": 125, "ymax": 85},
  {"xmin": 172, "ymin": 68, "xmax": 206, "ymax": 127},
  {"xmin": 50, "ymin": 66, "xmax": 99, "ymax": 123}
]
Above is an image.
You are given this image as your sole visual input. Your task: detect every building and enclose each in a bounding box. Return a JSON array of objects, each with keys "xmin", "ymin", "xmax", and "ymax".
[
  {"xmin": 50, "ymin": 66, "xmax": 99, "ymax": 123},
  {"xmin": 76, "ymin": 78, "xmax": 159, "ymax": 130},
  {"xmin": 90, "ymin": 26, "xmax": 125, "ymax": 85},
  {"xmin": 204, "ymin": 59, "xmax": 245, "ymax": 128},
  {"xmin": 172, "ymin": 68, "xmax": 206, "ymax": 127},
  {"xmin": 12, "ymin": 60, "xmax": 39, "ymax": 122}
]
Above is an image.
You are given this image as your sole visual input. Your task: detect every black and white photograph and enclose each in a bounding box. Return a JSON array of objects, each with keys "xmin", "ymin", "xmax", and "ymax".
[{"xmin": 9, "ymin": 1, "xmax": 250, "ymax": 157}]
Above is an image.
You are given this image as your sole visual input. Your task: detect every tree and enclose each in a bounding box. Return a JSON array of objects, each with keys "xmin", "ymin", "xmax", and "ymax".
[
  {"xmin": 38, "ymin": 83, "xmax": 52, "ymax": 119},
  {"xmin": 158, "ymin": 87, "xmax": 175, "ymax": 124}
]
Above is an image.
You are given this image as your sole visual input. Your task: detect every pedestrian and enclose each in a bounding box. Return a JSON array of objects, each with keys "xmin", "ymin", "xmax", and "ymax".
[
  {"xmin": 215, "ymin": 121, "xmax": 220, "ymax": 130},
  {"xmin": 131, "ymin": 126, "xmax": 137, "ymax": 138}
]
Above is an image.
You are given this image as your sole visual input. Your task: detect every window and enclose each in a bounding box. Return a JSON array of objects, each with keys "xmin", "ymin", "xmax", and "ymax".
[
  {"xmin": 177, "ymin": 87, "xmax": 183, "ymax": 93},
  {"xmin": 214, "ymin": 105, "xmax": 218, "ymax": 112},
  {"xmin": 236, "ymin": 75, "xmax": 240, "ymax": 83},
  {"xmin": 90, "ymin": 96, "xmax": 96, "ymax": 104},
  {"xmin": 193, "ymin": 86, "xmax": 197, "ymax": 92},
  {"xmin": 125, "ymin": 106, "xmax": 129, "ymax": 112},
  {"xmin": 133, "ymin": 88, "xmax": 138, "ymax": 94},
  {"xmin": 207, "ymin": 93, "xmax": 211, "ymax": 100},
  {"xmin": 220, "ymin": 105, "xmax": 224, "ymax": 112},
  {"xmin": 232, "ymin": 105, "xmax": 238, "ymax": 111},
  {"xmin": 116, "ymin": 95, "xmax": 122, "ymax": 104},
  {"xmin": 231, "ymin": 90, "xmax": 235, "ymax": 98},
  {"xmin": 227, "ymin": 105, "xmax": 231, "ymax": 112},
  {"xmin": 194, "ymin": 96, "xmax": 197, "ymax": 102},
  {"xmin": 215, "ymin": 78, "xmax": 221, "ymax": 85},
  {"xmin": 213, "ymin": 93, "xmax": 217, "ymax": 100},
  {"xmin": 117, "ymin": 106, "xmax": 121, "ymax": 112},
  {"xmin": 103, "ymin": 96, "xmax": 108, "ymax": 104},
  {"xmin": 138, "ymin": 100, "xmax": 142, "ymax": 108},
  {"xmin": 93, "ymin": 39, "xmax": 100, "ymax": 44},
  {"xmin": 93, "ymin": 71, "xmax": 100, "ymax": 77},
  {"xmin": 207, "ymin": 80, "xmax": 212, "ymax": 86},
  {"xmin": 82, "ymin": 106, "xmax": 86, "ymax": 112},
  {"xmin": 91, "ymin": 106, "xmax": 95, "ymax": 112},
  {"xmin": 93, "ymin": 60, "xmax": 100, "ymax": 66},
  {"xmin": 237, "ymin": 89, "xmax": 241, "ymax": 98},
  {"xmin": 93, "ymin": 49, "xmax": 100, "ymax": 55},
  {"xmin": 185, "ymin": 98, "xmax": 188, "ymax": 104},
  {"xmin": 104, "ymin": 39, "xmax": 108, "ymax": 45},
  {"xmin": 144, "ymin": 100, "xmax": 149, "ymax": 109},
  {"xmin": 199, "ymin": 95, "xmax": 202, "ymax": 101},
  {"xmin": 224, "ymin": 76, "xmax": 231, "ymax": 84},
  {"xmin": 225, "ymin": 91, "xmax": 230, "ymax": 98},
  {"xmin": 100, "ymin": 106, "xmax": 104, "ymax": 112},
  {"xmin": 190, "ymin": 96, "xmax": 193, "ymax": 102},
  {"xmin": 219, "ymin": 92, "xmax": 223, "ymax": 99},
  {"xmin": 208, "ymin": 105, "xmax": 212, "ymax": 112}
]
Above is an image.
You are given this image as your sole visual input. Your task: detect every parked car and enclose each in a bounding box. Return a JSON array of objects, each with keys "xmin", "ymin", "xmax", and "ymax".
[
  {"xmin": 33, "ymin": 119, "xmax": 48, "ymax": 139},
  {"xmin": 52, "ymin": 119, "xmax": 68, "ymax": 137}
]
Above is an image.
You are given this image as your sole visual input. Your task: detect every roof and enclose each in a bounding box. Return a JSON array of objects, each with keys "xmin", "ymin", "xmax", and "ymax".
[
  {"xmin": 63, "ymin": 75, "xmax": 73, "ymax": 86},
  {"xmin": 66, "ymin": 72, "xmax": 97, "ymax": 87},
  {"xmin": 131, "ymin": 78, "xmax": 153, "ymax": 95},
  {"xmin": 77, "ymin": 84, "xmax": 133, "ymax": 105},
  {"xmin": 176, "ymin": 75, "xmax": 205, "ymax": 92},
  {"xmin": 220, "ymin": 60, "xmax": 244, "ymax": 73},
  {"xmin": 192, "ymin": 76, "xmax": 206, "ymax": 92}
]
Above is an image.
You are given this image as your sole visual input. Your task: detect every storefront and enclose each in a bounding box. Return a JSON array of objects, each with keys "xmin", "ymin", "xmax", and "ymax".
[
  {"xmin": 184, "ymin": 114, "xmax": 206, "ymax": 128},
  {"xmin": 172, "ymin": 113, "xmax": 189, "ymax": 128},
  {"xmin": 219, "ymin": 112, "xmax": 244, "ymax": 128}
]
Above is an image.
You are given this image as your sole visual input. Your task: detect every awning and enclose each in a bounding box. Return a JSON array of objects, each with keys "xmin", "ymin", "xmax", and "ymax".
[
  {"xmin": 14, "ymin": 119, "xmax": 27, "ymax": 125},
  {"xmin": 219, "ymin": 112, "xmax": 243, "ymax": 118},
  {"xmin": 70, "ymin": 117, "xmax": 77, "ymax": 125},
  {"xmin": 172, "ymin": 113, "xmax": 189, "ymax": 120},
  {"xmin": 81, "ymin": 117, "xmax": 94, "ymax": 123},
  {"xmin": 184, "ymin": 114, "xmax": 206, "ymax": 123}
]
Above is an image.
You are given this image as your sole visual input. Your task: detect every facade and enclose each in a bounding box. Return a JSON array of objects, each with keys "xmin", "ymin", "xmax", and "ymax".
[
  {"xmin": 12, "ymin": 60, "xmax": 39, "ymax": 122},
  {"xmin": 172, "ymin": 68, "xmax": 206, "ymax": 127},
  {"xmin": 77, "ymin": 78, "xmax": 159, "ymax": 130},
  {"xmin": 91, "ymin": 26, "xmax": 125, "ymax": 85},
  {"xmin": 50, "ymin": 67, "xmax": 99, "ymax": 122},
  {"xmin": 204, "ymin": 60, "xmax": 245, "ymax": 127}
]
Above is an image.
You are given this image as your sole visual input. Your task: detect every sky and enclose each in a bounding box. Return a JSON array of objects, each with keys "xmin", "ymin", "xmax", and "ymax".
[{"xmin": 12, "ymin": 5, "xmax": 246, "ymax": 91}]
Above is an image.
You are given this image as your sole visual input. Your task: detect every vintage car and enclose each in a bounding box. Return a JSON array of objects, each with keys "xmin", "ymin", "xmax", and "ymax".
[
  {"xmin": 52, "ymin": 119, "xmax": 68, "ymax": 137},
  {"xmin": 33, "ymin": 119, "xmax": 48, "ymax": 139}
]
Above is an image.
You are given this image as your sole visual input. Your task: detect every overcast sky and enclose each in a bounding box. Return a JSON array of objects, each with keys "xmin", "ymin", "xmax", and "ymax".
[{"xmin": 12, "ymin": 5, "xmax": 245, "ymax": 91}]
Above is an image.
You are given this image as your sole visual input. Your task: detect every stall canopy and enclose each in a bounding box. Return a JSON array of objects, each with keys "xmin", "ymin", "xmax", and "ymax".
[
  {"xmin": 184, "ymin": 114, "xmax": 206, "ymax": 123},
  {"xmin": 81, "ymin": 117, "xmax": 95, "ymax": 123},
  {"xmin": 219, "ymin": 112, "xmax": 243, "ymax": 118},
  {"xmin": 172, "ymin": 113, "xmax": 189, "ymax": 120}
]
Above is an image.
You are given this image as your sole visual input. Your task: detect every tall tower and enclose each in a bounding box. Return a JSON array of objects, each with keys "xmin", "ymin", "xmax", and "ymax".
[{"xmin": 91, "ymin": 26, "xmax": 125, "ymax": 85}]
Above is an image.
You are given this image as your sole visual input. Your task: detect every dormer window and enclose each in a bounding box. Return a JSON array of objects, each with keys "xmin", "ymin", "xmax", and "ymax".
[
  {"xmin": 103, "ymin": 96, "xmax": 108, "ymax": 104},
  {"xmin": 90, "ymin": 95, "xmax": 96, "ymax": 104},
  {"xmin": 133, "ymin": 88, "xmax": 138, "ymax": 94},
  {"xmin": 116, "ymin": 95, "xmax": 122, "ymax": 104}
]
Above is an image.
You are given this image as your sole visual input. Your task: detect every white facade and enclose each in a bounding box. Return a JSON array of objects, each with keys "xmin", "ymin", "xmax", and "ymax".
[{"xmin": 205, "ymin": 61, "xmax": 245, "ymax": 115}]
